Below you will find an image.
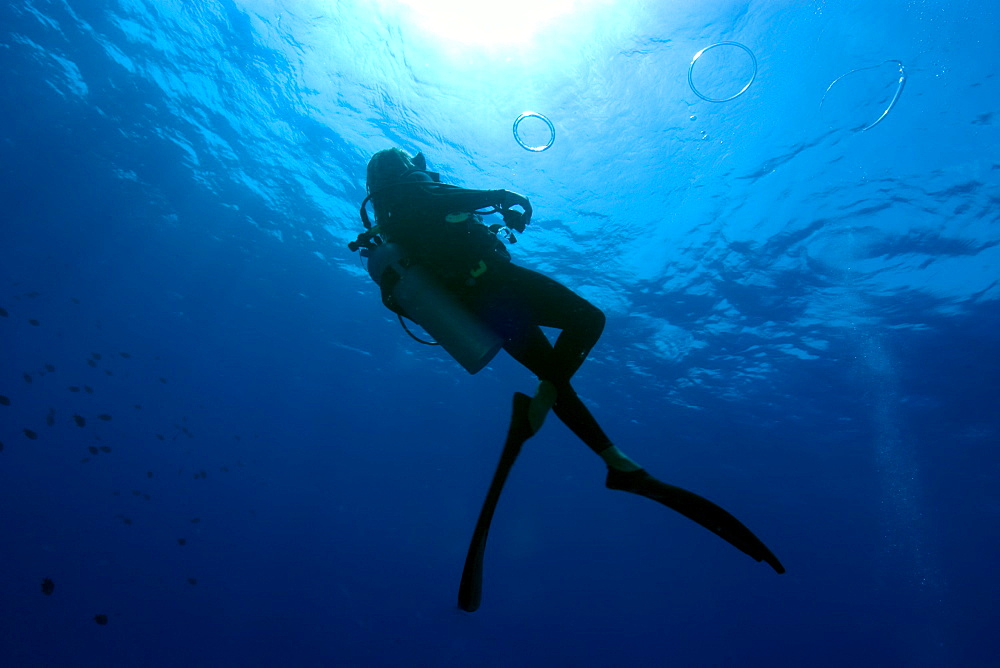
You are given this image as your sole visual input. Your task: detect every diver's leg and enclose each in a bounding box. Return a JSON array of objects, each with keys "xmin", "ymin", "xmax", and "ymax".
[
  {"xmin": 499, "ymin": 325, "xmax": 638, "ymax": 470},
  {"xmin": 470, "ymin": 264, "xmax": 602, "ymax": 378}
]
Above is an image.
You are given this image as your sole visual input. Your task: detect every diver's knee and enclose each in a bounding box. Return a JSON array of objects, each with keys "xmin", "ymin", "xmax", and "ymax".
[{"xmin": 585, "ymin": 304, "xmax": 606, "ymax": 339}]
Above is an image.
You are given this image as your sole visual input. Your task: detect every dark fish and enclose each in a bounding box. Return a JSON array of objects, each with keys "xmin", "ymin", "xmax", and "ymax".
[
  {"xmin": 23, "ymin": 373, "xmax": 32, "ymax": 383},
  {"xmin": 156, "ymin": 434, "xmax": 165, "ymax": 441},
  {"xmin": 147, "ymin": 471, "xmax": 153, "ymax": 478},
  {"xmin": 23, "ymin": 429, "xmax": 38, "ymax": 440},
  {"xmin": 134, "ymin": 404, "xmax": 142, "ymax": 410},
  {"xmin": 46, "ymin": 409, "xmax": 55, "ymax": 426},
  {"xmin": 97, "ymin": 414, "xmax": 112, "ymax": 421},
  {"xmin": 0, "ymin": 440, "xmax": 5, "ymax": 452},
  {"xmin": 120, "ymin": 352, "xmax": 130, "ymax": 358},
  {"xmin": 0, "ymin": 395, "xmax": 10, "ymax": 406},
  {"xmin": 86, "ymin": 360, "xmax": 96, "ymax": 368},
  {"xmin": 121, "ymin": 517, "xmax": 132, "ymax": 525},
  {"xmin": 25, "ymin": 292, "xmax": 40, "ymax": 298},
  {"xmin": 68, "ymin": 386, "xmax": 80, "ymax": 392},
  {"xmin": 71, "ymin": 298, "xmax": 80, "ymax": 304},
  {"xmin": 142, "ymin": 494, "xmax": 151, "ymax": 501},
  {"xmin": 177, "ymin": 538, "xmax": 187, "ymax": 546},
  {"xmin": 73, "ymin": 415, "xmax": 86, "ymax": 427},
  {"xmin": 132, "ymin": 490, "xmax": 141, "ymax": 497},
  {"xmin": 28, "ymin": 319, "xmax": 40, "ymax": 326},
  {"xmin": 105, "ymin": 370, "xmax": 113, "ymax": 376},
  {"xmin": 88, "ymin": 446, "xmax": 99, "ymax": 455},
  {"xmin": 94, "ymin": 614, "xmax": 108, "ymax": 625},
  {"xmin": 41, "ymin": 578, "xmax": 54, "ymax": 595},
  {"xmin": 91, "ymin": 353, "xmax": 102, "ymax": 360},
  {"xmin": 0, "ymin": 306, "xmax": 8, "ymax": 317},
  {"xmin": 159, "ymin": 377, "xmax": 167, "ymax": 384},
  {"xmin": 220, "ymin": 466, "xmax": 229, "ymax": 472},
  {"xmin": 84, "ymin": 386, "xmax": 93, "ymax": 393},
  {"xmin": 45, "ymin": 364, "xmax": 55, "ymax": 372},
  {"xmin": 190, "ymin": 518, "xmax": 200, "ymax": 523},
  {"xmin": 99, "ymin": 446, "xmax": 111, "ymax": 453},
  {"xmin": 187, "ymin": 578, "xmax": 198, "ymax": 586}
]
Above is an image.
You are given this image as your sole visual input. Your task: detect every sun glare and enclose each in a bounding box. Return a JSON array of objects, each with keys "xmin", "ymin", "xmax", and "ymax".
[{"xmin": 387, "ymin": 0, "xmax": 588, "ymax": 47}]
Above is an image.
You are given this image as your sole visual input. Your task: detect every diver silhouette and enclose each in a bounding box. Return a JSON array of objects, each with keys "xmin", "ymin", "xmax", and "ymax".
[{"xmin": 350, "ymin": 148, "xmax": 784, "ymax": 611}]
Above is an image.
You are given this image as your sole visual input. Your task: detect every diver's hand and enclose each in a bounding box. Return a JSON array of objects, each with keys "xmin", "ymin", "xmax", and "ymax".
[{"xmin": 500, "ymin": 190, "xmax": 532, "ymax": 232}]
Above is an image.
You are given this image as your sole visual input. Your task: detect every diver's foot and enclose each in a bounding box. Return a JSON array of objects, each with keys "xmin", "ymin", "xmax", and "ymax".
[
  {"xmin": 605, "ymin": 467, "xmax": 652, "ymax": 491},
  {"xmin": 600, "ymin": 445, "xmax": 643, "ymax": 472},
  {"xmin": 527, "ymin": 380, "xmax": 557, "ymax": 434}
]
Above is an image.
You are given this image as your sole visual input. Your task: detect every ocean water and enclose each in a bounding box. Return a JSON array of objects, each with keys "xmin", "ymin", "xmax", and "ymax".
[{"xmin": 1, "ymin": 0, "xmax": 998, "ymax": 665}]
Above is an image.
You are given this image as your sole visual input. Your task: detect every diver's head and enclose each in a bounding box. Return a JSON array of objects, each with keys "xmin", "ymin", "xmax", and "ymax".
[
  {"xmin": 366, "ymin": 148, "xmax": 436, "ymax": 194},
  {"xmin": 366, "ymin": 148, "xmax": 414, "ymax": 194}
]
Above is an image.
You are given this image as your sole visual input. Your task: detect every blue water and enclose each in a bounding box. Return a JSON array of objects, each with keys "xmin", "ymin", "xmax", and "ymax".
[{"xmin": 1, "ymin": 1, "xmax": 998, "ymax": 665}]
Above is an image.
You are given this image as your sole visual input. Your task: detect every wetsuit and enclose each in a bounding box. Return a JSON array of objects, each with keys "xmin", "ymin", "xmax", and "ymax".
[{"xmin": 373, "ymin": 178, "xmax": 613, "ymax": 455}]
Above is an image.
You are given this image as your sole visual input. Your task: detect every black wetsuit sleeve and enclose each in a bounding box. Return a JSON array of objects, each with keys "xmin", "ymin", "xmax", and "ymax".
[{"xmin": 416, "ymin": 184, "xmax": 509, "ymax": 215}]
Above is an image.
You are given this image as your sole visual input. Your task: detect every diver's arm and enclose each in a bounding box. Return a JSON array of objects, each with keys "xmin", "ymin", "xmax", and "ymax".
[{"xmin": 426, "ymin": 185, "xmax": 532, "ymax": 230}]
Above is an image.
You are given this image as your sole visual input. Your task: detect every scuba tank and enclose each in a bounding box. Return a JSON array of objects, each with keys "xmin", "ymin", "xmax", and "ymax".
[{"xmin": 364, "ymin": 242, "xmax": 502, "ymax": 375}]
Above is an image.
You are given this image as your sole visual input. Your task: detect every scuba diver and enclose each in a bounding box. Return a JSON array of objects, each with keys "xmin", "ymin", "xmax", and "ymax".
[{"xmin": 350, "ymin": 148, "xmax": 784, "ymax": 611}]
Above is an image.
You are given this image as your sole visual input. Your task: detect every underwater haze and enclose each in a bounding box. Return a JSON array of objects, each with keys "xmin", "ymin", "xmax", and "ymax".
[{"xmin": 2, "ymin": 0, "xmax": 998, "ymax": 665}]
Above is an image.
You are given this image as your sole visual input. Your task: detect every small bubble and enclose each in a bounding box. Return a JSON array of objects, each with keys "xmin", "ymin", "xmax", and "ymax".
[{"xmin": 689, "ymin": 115, "xmax": 697, "ymax": 121}]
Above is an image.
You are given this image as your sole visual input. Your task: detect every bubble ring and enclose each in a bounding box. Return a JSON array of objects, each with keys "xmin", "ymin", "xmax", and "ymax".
[
  {"xmin": 688, "ymin": 41, "xmax": 758, "ymax": 103},
  {"xmin": 513, "ymin": 111, "xmax": 555, "ymax": 152},
  {"xmin": 821, "ymin": 60, "xmax": 906, "ymax": 131}
]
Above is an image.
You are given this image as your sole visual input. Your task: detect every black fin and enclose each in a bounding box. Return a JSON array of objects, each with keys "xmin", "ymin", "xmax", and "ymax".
[
  {"xmin": 606, "ymin": 469, "xmax": 785, "ymax": 574},
  {"xmin": 458, "ymin": 392, "xmax": 534, "ymax": 612}
]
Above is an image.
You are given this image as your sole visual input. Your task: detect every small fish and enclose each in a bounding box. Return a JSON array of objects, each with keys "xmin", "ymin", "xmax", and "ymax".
[
  {"xmin": 28, "ymin": 319, "xmax": 40, "ymax": 326},
  {"xmin": 159, "ymin": 377, "xmax": 167, "ymax": 384},
  {"xmin": 147, "ymin": 471, "xmax": 153, "ymax": 478},
  {"xmin": 23, "ymin": 373, "xmax": 32, "ymax": 383},
  {"xmin": 23, "ymin": 429, "xmax": 38, "ymax": 440},
  {"xmin": 187, "ymin": 578, "xmax": 198, "ymax": 586},
  {"xmin": 41, "ymin": 578, "xmax": 54, "ymax": 595},
  {"xmin": 0, "ymin": 306, "xmax": 8, "ymax": 317},
  {"xmin": 94, "ymin": 614, "xmax": 108, "ymax": 625},
  {"xmin": 84, "ymin": 386, "xmax": 93, "ymax": 394},
  {"xmin": 45, "ymin": 409, "xmax": 55, "ymax": 426},
  {"xmin": 45, "ymin": 364, "xmax": 55, "ymax": 372},
  {"xmin": 86, "ymin": 360, "xmax": 96, "ymax": 368},
  {"xmin": 99, "ymin": 446, "xmax": 111, "ymax": 453},
  {"xmin": 88, "ymin": 446, "xmax": 99, "ymax": 455},
  {"xmin": 97, "ymin": 414, "xmax": 112, "ymax": 421},
  {"xmin": 0, "ymin": 395, "xmax": 10, "ymax": 406},
  {"xmin": 120, "ymin": 352, "xmax": 131, "ymax": 358},
  {"xmin": 91, "ymin": 353, "xmax": 102, "ymax": 360},
  {"xmin": 68, "ymin": 386, "xmax": 80, "ymax": 392},
  {"xmin": 177, "ymin": 538, "xmax": 187, "ymax": 546},
  {"xmin": 73, "ymin": 415, "xmax": 86, "ymax": 427}
]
